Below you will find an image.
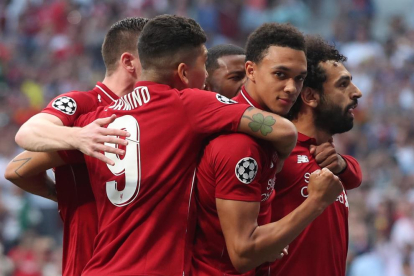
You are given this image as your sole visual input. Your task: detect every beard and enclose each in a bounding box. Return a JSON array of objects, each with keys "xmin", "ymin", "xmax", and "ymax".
[{"xmin": 314, "ymin": 95, "xmax": 356, "ymax": 135}]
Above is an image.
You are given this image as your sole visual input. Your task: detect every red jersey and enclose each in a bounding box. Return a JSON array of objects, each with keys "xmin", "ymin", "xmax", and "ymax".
[
  {"xmin": 67, "ymin": 81, "xmax": 250, "ymax": 276},
  {"xmin": 262, "ymin": 133, "xmax": 362, "ymax": 276},
  {"xmin": 41, "ymin": 82, "xmax": 118, "ymax": 276},
  {"xmin": 191, "ymin": 88, "xmax": 278, "ymax": 276}
]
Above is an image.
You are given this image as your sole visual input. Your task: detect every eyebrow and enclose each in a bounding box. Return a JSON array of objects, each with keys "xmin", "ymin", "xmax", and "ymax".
[
  {"xmin": 335, "ymin": 75, "xmax": 352, "ymax": 84},
  {"xmin": 272, "ymin": 65, "xmax": 307, "ymax": 75}
]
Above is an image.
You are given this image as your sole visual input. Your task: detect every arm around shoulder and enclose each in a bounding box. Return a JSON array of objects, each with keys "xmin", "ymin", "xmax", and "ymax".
[
  {"xmin": 15, "ymin": 113, "xmax": 130, "ymax": 165},
  {"xmin": 238, "ymin": 107, "xmax": 297, "ymax": 160},
  {"xmin": 15, "ymin": 113, "xmax": 77, "ymax": 152}
]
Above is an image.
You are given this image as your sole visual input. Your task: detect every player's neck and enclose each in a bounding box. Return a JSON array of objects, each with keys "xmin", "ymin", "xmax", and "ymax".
[
  {"xmin": 244, "ymin": 81, "xmax": 265, "ymax": 108},
  {"xmin": 139, "ymin": 71, "xmax": 184, "ymax": 90},
  {"xmin": 102, "ymin": 71, "xmax": 136, "ymax": 98},
  {"xmin": 293, "ymin": 112, "xmax": 332, "ymax": 145}
]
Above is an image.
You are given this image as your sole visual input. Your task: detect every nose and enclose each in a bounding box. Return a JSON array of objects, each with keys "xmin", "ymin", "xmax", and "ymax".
[
  {"xmin": 284, "ymin": 78, "xmax": 297, "ymax": 94},
  {"xmin": 352, "ymin": 83, "xmax": 362, "ymax": 99}
]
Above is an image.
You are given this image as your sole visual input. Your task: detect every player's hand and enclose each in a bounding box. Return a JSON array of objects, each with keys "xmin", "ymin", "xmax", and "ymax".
[
  {"xmin": 71, "ymin": 115, "xmax": 130, "ymax": 165},
  {"xmin": 309, "ymin": 139, "xmax": 347, "ymax": 174},
  {"xmin": 308, "ymin": 168, "xmax": 343, "ymax": 207}
]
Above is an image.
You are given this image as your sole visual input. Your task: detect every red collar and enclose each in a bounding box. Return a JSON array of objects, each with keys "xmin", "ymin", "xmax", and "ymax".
[
  {"xmin": 94, "ymin": 82, "xmax": 118, "ymax": 102},
  {"xmin": 297, "ymin": 132, "xmax": 317, "ymax": 145},
  {"xmin": 235, "ymin": 86, "xmax": 266, "ymax": 110}
]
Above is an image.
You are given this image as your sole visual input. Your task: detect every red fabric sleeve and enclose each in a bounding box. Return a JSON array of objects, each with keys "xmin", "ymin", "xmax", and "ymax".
[
  {"xmin": 57, "ymin": 150, "xmax": 85, "ymax": 165},
  {"xmin": 180, "ymin": 89, "xmax": 250, "ymax": 135},
  {"xmin": 338, "ymin": 155, "xmax": 362, "ymax": 190},
  {"xmin": 41, "ymin": 91, "xmax": 95, "ymax": 126},
  {"xmin": 208, "ymin": 133, "xmax": 263, "ymax": 202}
]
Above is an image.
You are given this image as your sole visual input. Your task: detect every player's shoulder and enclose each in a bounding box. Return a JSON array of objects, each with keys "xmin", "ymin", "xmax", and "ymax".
[
  {"xmin": 52, "ymin": 89, "xmax": 98, "ymax": 105},
  {"xmin": 58, "ymin": 88, "xmax": 97, "ymax": 98},
  {"xmin": 180, "ymin": 88, "xmax": 238, "ymax": 104},
  {"xmin": 48, "ymin": 89, "xmax": 101, "ymax": 116},
  {"xmin": 212, "ymin": 132, "xmax": 257, "ymax": 145},
  {"xmin": 178, "ymin": 87, "xmax": 206, "ymax": 98},
  {"xmin": 208, "ymin": 133, "xmax": 260, "ymax": 157}
]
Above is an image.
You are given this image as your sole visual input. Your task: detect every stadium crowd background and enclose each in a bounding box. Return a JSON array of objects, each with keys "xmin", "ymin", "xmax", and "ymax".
[{"xmin": 0, "ymin": 0, "xmax": 414, "ymax": 275}]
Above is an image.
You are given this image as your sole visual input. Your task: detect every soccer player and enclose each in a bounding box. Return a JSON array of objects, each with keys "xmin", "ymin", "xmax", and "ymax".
[
  {"xmin": 10, "ymin": 15, "xmax": 301, "ymax": 276},
  {"xmin": 205, "ymin": 44, "xmax": 246, "ymax": 98},
  {"xmin": 265, "ymin": 35, "xmax": 363, "ymax": 276},
  {"xmin": 191, "ymin": 23, "xmax": 344, "ymax": 275},
  {"xmin": 5, "ymin": 17, "xmax": 149, "ymax": 276}
]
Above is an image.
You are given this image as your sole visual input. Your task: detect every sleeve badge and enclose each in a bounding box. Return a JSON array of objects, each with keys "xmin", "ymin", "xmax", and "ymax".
[
  {"xmin": 235, "ymin": 157, "xmax": 258, "ymax": 184},
  {"xmin": 52, "ymin": 96, "xmax": 77, "ymax": 115}
]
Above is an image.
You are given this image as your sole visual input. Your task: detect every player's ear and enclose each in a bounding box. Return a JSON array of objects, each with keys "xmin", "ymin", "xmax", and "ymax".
[
  {"xmin": 301, "ymin": 87, "xmax": 320, "ymax": 108},
  {"xmin": 245, "ymin": 61, "xmax": 256, "ymax": 83},
  {"xmin": 120, "ymin": 52, "xmax": 136, "ymax": 73},
  {"xmin": 177, "ymin": 63, "xmax": 190, "ymax": 87}
]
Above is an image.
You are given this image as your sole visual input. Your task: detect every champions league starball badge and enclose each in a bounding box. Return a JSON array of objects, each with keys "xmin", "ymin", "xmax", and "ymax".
[
  {"xmin": 216, "ymin": 94, "xmax": 238, "ymax": 104},
  {"xmin": 52, "ymin": 96, "xmax": 77, "ymax": 115},
  {"xmin": 235, "ymin": 157, "xmax": 258, "ymax": 184}
]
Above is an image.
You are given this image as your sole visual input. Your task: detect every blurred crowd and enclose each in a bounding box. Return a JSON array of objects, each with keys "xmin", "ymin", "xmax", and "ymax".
[{"xmin": 1, "ymin": 0, "xmax": 414, "ymax": 275}]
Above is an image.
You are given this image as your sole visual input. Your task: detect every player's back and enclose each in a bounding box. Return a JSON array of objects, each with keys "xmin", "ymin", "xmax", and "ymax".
[
  {"xmin": 74, "ymin": 81, "xmax": 249, "ymax": 276},
  {"xmin": 42, "ymin": 83, "xmax": 118, "ymax": 276}
]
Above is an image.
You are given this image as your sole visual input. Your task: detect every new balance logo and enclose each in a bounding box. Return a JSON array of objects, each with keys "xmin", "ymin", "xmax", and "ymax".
[{"xmin": 297, "ymin": 155, "xmax": 309, "ymax": 163}]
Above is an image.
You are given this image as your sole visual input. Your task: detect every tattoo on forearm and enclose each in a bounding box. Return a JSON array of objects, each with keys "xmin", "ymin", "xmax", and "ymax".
[
  {"xmin": 242, "ymin": 113, "xmax": 276, "ymax": 136},
  {"xmin": 12, "ymin": 158, "xmax": 32, "ymax": 178}
]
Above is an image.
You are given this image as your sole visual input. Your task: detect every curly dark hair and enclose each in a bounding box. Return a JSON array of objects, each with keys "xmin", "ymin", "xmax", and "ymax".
[
  {"xmin": 206, "ymin": 44, "xmax": 245, "ymax": 74},
  {"xmin": 138, "ymin": 14, "xmax": 207, "ymax": 71},
  {"xmin": 287, "ymin": 35, "xmax": 347, "ymax": 120},
  {"xmin": 102, "ymin": 17, "xmax": 149, "ymax": 74},
  {"xmin": 245, "ymin": 23, "xmax": 306, "ymax": 64}
]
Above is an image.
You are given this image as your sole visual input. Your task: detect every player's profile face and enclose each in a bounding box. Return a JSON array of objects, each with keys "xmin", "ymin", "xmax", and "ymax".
[
  {"xmin": 187, "ymin": 45, "xmax": 209, "ymax": 90},
  {"xmin": 253, "ymin": 46, "xmax": 307, "ymax": 115},
  {"xmin": 207, "ymin": 55, "xmax": 246, "ymax": 98},
  {"xmin": 314, "ymin": 61, "xmax": 362, "ymax": 134}
]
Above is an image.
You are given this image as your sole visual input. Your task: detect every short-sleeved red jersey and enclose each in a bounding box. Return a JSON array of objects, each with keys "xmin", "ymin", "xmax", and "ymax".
[
  {"xmin": 41, "ymin": 82, "xmax": 118, "ymax": 276},
  {"xmin": 262, "ymin": 133, "xmax": 362, "ymax": 276},
  {"xmin": 191, "ymin": 88, "xmax": 278, "ymax": 276},
  {"xmin": 69, "ymin": 81, "xmax": 250, "ymax": 276}
]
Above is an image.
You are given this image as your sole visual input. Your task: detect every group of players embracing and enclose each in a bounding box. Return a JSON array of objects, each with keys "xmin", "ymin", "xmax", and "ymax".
[{"xmin": 5, "ymin": 14, "xmax": 362, "ymax": 276}]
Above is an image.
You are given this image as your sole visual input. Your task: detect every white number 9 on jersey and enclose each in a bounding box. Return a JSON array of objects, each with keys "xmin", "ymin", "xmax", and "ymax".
[{"xmin": 104, "ymin": 115, "xmax": 141, "ymax": 207}]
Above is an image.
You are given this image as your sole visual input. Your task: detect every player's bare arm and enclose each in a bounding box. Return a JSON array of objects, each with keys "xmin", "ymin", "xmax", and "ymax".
[
  {"xmin": 239, "ymin": 107, "xmax": 297, "ymax": 160},
  {"xmin": 217, "ymin": 168, "xmax": 343, "ymax": 273},
  {"xmin": 4, "ymin": 151, "xmax": 67, "ymax": 202},
  {"xmin": 15, "ymin": 113, "xmax": 129, "ymax": 166}
]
